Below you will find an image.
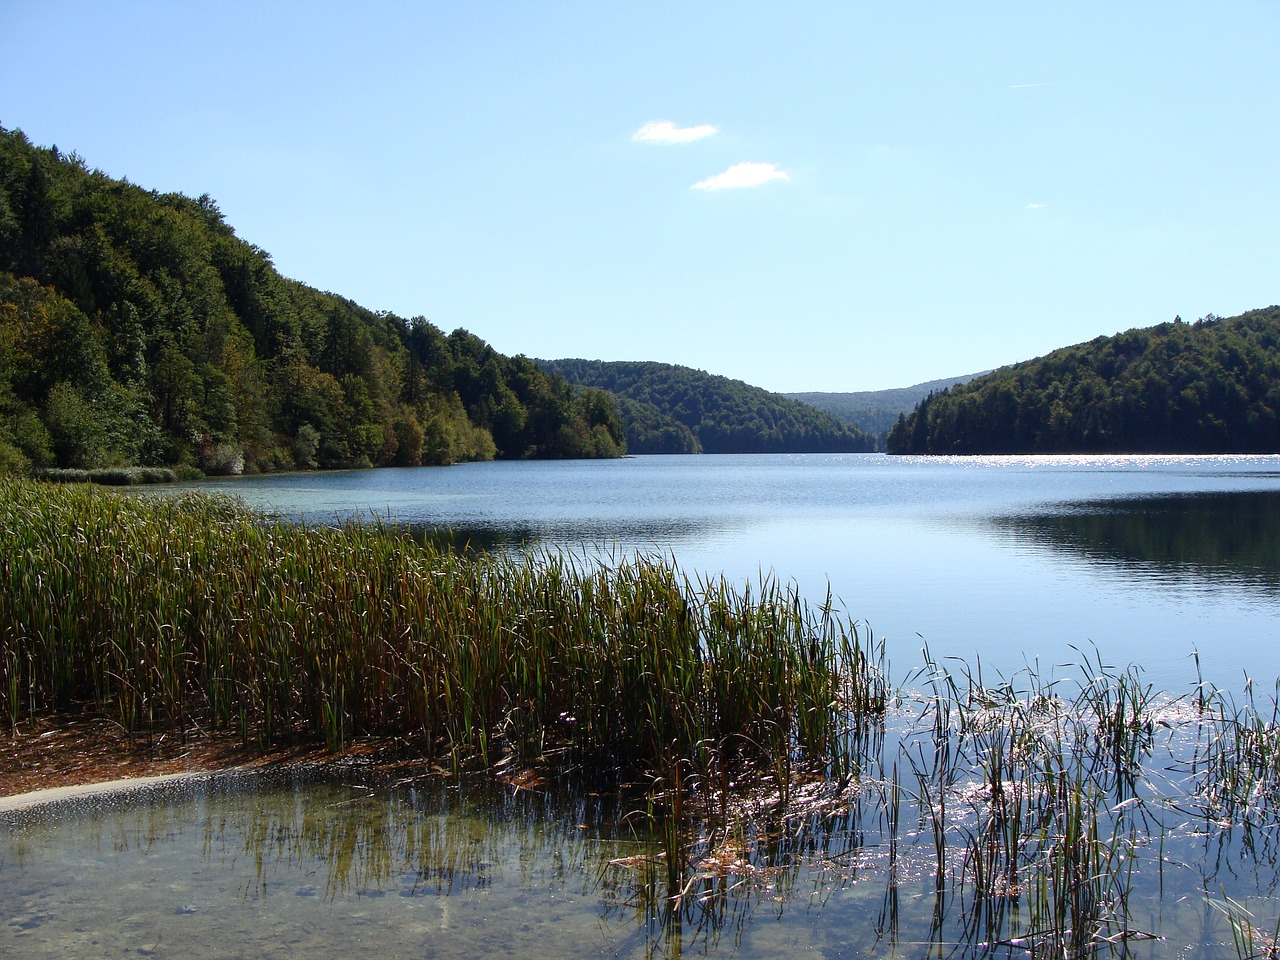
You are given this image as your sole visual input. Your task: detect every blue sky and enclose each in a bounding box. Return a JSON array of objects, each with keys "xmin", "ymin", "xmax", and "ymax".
[{"xmin": 2, "ymin": 2, "xmax": 1277, "ymax": 392}]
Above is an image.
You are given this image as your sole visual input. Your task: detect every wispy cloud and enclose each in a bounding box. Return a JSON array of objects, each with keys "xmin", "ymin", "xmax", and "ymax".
[
  {"xmin": 1026, "ymin": 202, "xmax": 1047, "ymax": 210},
  {"xmin": 691, "ymin": 162, "xmax": 790, "ymax": 191},
  {"xmin": 633, "ymin": 120, "xmax": 717, "ymax": 144},
  {"xmin": 1010, "ymin": 82, "xmax": 1050, "ymax": 89}
]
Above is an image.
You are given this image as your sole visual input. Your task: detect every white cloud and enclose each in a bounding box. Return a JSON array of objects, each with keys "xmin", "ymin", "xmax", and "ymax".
[
  {"xmin": 1026, "ymin": 202, "xmax": 1047, "ymax": 209},
  {"xmin": 691, "ymin": 162, "xmax": 790, "ymax": 191},
  {"xmin": 632, "ymin": 120, "xmax": 717, "ymax": 144}
]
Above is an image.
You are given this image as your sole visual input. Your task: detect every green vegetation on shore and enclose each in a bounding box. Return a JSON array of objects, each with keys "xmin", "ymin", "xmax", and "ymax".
[
  {"xmin": 887, "ymin": 307, "xmax": 1280, "ymax": 454},
  {"xmin": 0, "ymin": 479, "xmax": 879, "ymax": 781},
  {"xmin": 0, "ymin": 126, "xmax": 624, "ymax": 476},
  {"xmin": 538, "ymin": 358, "xmax": 876, "ymax": 454}
]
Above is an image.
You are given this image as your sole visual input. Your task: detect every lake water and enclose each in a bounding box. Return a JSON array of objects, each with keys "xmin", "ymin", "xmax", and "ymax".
[
  {"xmin": 3, "ymin": 726, "xmax": 1274, "ymax": 959},
  {"xmin": 1, "ymin": 771, "xmax": 667, "ymax": 960},
  {"xmin": 182, "ymin": 452, "xmax": 1280, "ymax": 696},
  {"xmin": 7, "ymin": 453, "xmax": 1280, "ymax": 958}
]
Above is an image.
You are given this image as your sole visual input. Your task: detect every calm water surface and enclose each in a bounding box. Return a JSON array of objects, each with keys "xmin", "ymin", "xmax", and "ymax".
[
  {"xmin": 6, "ymin": 454, "xmax": 1280, "ymax": 959},
  {"xmin": 183, "ymin": 453, "xmax": 1280, "ymax": 694}
]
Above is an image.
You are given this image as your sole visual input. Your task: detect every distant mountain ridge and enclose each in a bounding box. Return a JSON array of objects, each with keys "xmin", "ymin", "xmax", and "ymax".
[
  {"xmin": 787, "ymin": 373, "xmax": 985, "ymax": 441},
  {"xmin": 887, "ymin": 307, "xmax": 1280, "ymax": 454},
  {"xmin": 536, "ymin": 359, "xmax": 876, "ymax": 454}
]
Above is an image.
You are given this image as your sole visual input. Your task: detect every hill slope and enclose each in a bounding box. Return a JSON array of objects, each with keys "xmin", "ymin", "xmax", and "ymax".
[
  {"xmin": 787, "ymin": 373, "xmax": 983, "ymax": 440},
  {"xmin": 537, "ymin": 359, "xmax": 876, "ymax": 454},
  {"xmin": 0, "ymin": 126, "xmax": 624, "ymax": 474},
  {"xmin": 886, "ymin": 308, "xmax": 1280, "ymax": 454}
]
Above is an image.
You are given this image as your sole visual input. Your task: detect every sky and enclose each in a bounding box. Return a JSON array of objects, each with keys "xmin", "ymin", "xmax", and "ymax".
[{"xmin": 2, "ymin": 1, "xmax": 1277, "ymax": 393}]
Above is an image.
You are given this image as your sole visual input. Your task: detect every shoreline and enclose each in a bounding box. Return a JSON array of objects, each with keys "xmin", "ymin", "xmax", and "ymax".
[
  {"xmin": 0, "ymin": 771, "xmax": 218, "ymax": 813},
  {"xmin": 0, "ymin": 716, "xmax": 411, "ymax": 805}
]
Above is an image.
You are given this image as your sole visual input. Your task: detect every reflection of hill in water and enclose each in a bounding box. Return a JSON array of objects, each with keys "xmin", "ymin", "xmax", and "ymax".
[
  {"xmin": 991, "ymin": 490, "xmax": 1280, "ymax": 595},
  {"xmin": 410, "ymin": 524, "xmax": 541, "ymax": 554},
  {"xmin": 410, "ymin": 517, "xmax": 719, "ymax": 555}
]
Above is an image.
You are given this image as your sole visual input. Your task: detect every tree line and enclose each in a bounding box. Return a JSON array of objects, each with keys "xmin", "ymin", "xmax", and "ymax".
[
  {"xmin": 887, "ymin": 307, "xmax": 1280, "ymax": 454},
  {"xmin": 538, "ymin": 359, "xmax": 876, "ymax": 454},
  {"xmin": 0, "ymin": 126, "xmax": 624, "ymax": 475}
]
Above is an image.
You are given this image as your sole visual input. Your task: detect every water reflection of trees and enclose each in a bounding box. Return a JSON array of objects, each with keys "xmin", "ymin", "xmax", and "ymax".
[
  {"xmin": 990, "ymin": 490, "xmax": 1280, "ymax": 595},
  {"xmin": 407, "ymin": 519, "xmax": 720, "ymax": 557}
]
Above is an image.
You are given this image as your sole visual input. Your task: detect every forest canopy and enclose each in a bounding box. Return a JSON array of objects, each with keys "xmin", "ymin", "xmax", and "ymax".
[
  {"xmin": 0, "ymin": 126, "xmax": 624, "ymax": 475},
  {"xmin": 886, "ymin": 307, "xmax": 1280, "ymax": 455},
  {"xmin": 538, "ymin": 359, "xmax": 876, "ymax": 454}
]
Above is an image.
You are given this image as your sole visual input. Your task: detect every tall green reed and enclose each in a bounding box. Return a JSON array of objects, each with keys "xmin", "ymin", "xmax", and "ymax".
[{"xmin": 0, "ymin": 480, "xmax": 885, "ymax": 786}]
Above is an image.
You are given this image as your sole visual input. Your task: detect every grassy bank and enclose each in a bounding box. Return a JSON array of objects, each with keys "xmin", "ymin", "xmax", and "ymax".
[{"xmin": 0, "ymin": 479, "xmax": 883, "ymax": 782}]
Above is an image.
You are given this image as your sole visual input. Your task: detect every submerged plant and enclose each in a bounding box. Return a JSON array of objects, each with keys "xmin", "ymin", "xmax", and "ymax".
[{"xmin": 1210, "ymin": 896, "xmax": 1280, "ymax": 960}]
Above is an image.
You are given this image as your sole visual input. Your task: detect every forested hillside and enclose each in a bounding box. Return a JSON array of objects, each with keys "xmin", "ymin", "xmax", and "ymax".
[
  {"xmin": 886, "ymin": 308, "xmax": 1280, "ymax": 454},
  {"xmin": 787, "ymin": 373, "xmax": 982, "ymax": 441},
  {"xmin": 537, "ymin": 359, "xmax": 876, "ymax": 454},
  {"xmin": 0, "ymin": 126, "xmax": 624, "ymax": 475}
]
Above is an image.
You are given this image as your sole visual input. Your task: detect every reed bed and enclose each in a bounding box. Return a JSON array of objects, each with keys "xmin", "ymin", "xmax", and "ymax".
[{"xmin": 0, "ymin": 479, "xmax": 883, "ymax": 784}]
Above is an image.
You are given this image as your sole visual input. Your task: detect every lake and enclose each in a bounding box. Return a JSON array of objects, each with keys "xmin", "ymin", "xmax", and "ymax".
[
  {"xmin": 180, "ymin": 452, "xmax": 1280, "ymax": 696},
  {"xmin": 6, "ymin": 452, "xmax": 1280, "ymax": 959}
]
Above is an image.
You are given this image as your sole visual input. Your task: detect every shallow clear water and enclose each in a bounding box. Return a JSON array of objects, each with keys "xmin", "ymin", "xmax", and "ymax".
[
  {"xmin": 180, "ymin": 453, "xmax": 1280, "ymax": 694},
  {"xmin": 1, "ymin": 771, "xmax": 656, "ymax": 959},
  {"xmin": 2, "ymin": 744, "xmax": 1275, "ymax": 960}
]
